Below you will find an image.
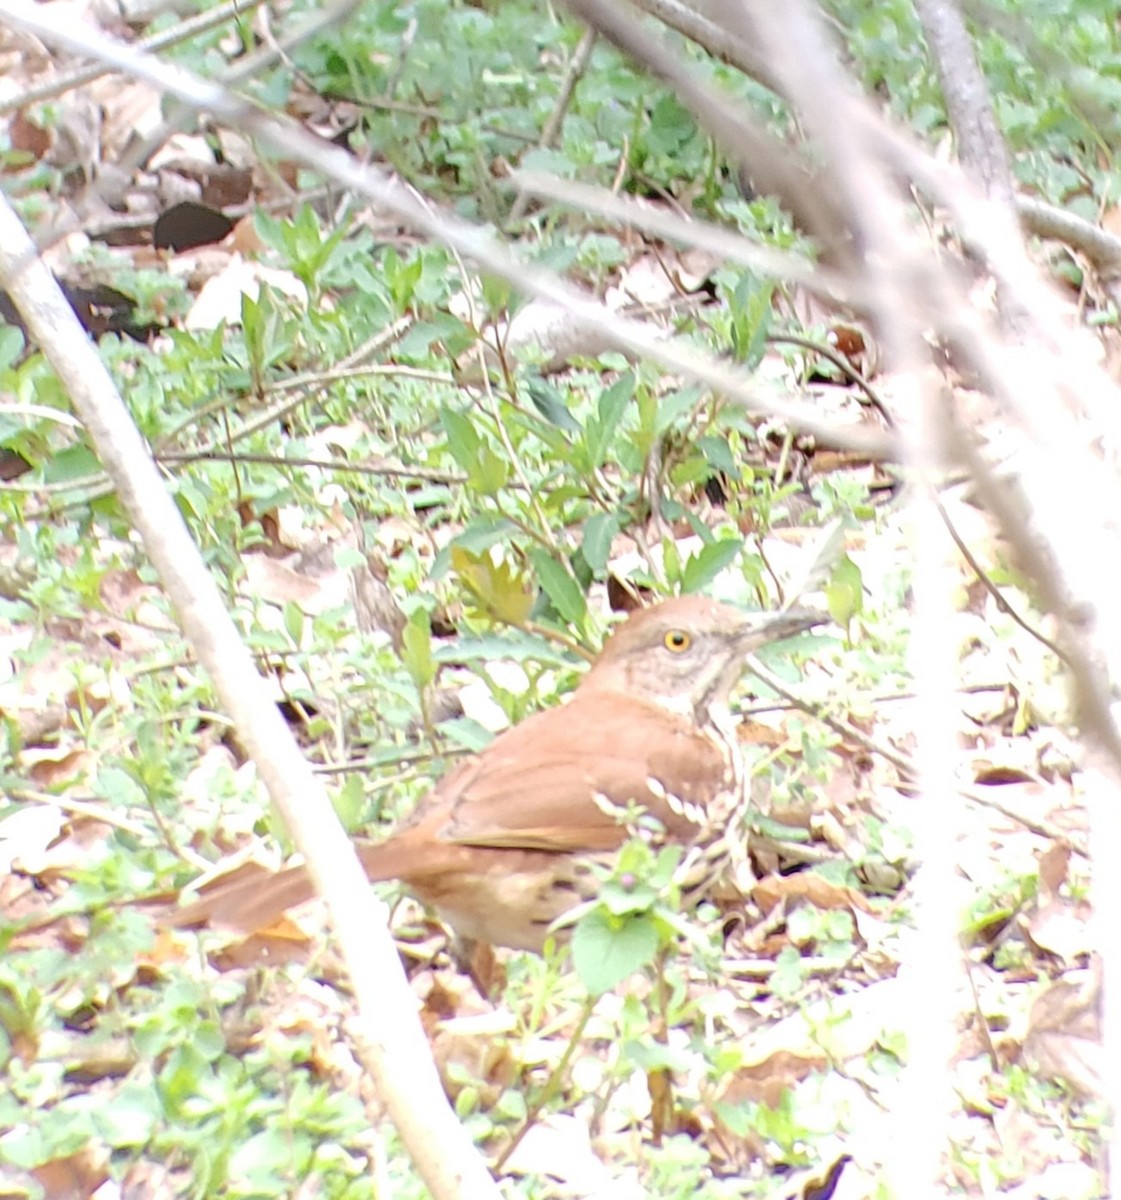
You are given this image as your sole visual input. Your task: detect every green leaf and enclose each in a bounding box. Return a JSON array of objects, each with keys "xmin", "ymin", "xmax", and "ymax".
[
  {"xmin": 41, "ymin": 443, "xmax": 100, "ymax": 484},
  {"xmin": 826, "ymin": 554, "xmax": 864, "ymax": 628},
  {"xmin": 525, "ymin": 377, "xmax": 580, "ymax": 434},
  {"xmin": 333, "ymin": 773, "xmax": 369, "ymax": 830},
  {"xmin": 93, "ymin": 1080, "xmax": 159, "ymax": 1148},
  {"xmin": 0, "ymin": 325, "xmax": 24, "ymax": 371},
  {"xmin": 520, "ymin": 146, "xmax": 579, "ymax": 177},
  {"xmin": 231, "ymin": 1128, "xmax": 312, "ymax": 1181},
  {"xmin": 334, "ymin": 545, "xmax": 366, "ymax": 570},
  {"xmin": 680, "ymin": 537, "xmax": 742, "ymax": 593},
  {"xmin": 646, "ymin": 94, "xmax": 696, "ymax": 154},
  {"xmin": 282, "ymin": 601, "xmax": 304, "ymax": 646},
  {"xmin": 695, "ymin": 435, "xmax": 738, "ymax": 476},
  {"xmin": 728, "ymin": 275, "xmax": 774, "ymax": 367},
  {"xmin": 440, "ymin": 518, "xmax": 517, "ymax": 559},
  {"xmin": 440, "ymin": 406, "xmax": 481, "ymax": 465},
  {"xmin": 474, "ymin": 446, "xmax": 510, "ymax": 495},
  {"xmin": 451, "ymin": 546, "xmax": 535, "ymax": 624},
  {"xmin": 433, "ymin": 632, "xmax": 572, "ymax": 667},
  {"xmin": 439, "ymin": 407, "xmax": 508, "ymax": 495},
  {"xmin": 480, "ymin": 273, "xmax": 514, "ymax": 317},
  {"xmin": 572, "ymin": 909, "xmax": 660, "ymax": 994},
  {"xmin": 401, "ymin": 312, "xmax": 476, "ymax": 358},
  {"xmin": 599, "ymin": 876, "xmax": 658, "ymax": 917},
  {"xmin": 529, "ymin": 548, "xmax": 587, "ymax": 624},
  {"xmin": 770, "ymin": 945, "xmax": 806, "ymax": 1001},
  {"xmin": 580, "ymin": 511, "xmax": 622, "ymax": 575},
  {"xmin": 585, "ymin": 373, "xmax": 632, "ymax": 467},
  {"xmin": 401, "ymin": 609, "xmax": 436, "ymax": 690},
  {"xmin": 782, "ymin": 518, "xmax": 845, "ymax": 606}
]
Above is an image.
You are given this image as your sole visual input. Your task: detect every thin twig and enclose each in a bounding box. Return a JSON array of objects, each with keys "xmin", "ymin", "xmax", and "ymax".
[
  {"xmin": 508, "ymin": 28, "xmax": 597, "ymax": 224},
  {"xmin": 934, "ymin": 494, "xmax": 1067, "ymax": 664},
  {"xmin": 766, "ymin": 332, "xmax": 895, "ymax": 427}
]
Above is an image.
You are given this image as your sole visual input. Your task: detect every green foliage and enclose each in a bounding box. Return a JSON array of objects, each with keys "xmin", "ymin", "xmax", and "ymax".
[
  {"xmin": 3, "ymin": 0, "xmax": 1097, "ymax": 1190},
  {"xmin": 827, "ymin": 0, "xmax": 1121, "ymax": 202},
  {"xmin": 571, "ymin": 840, "xmax": 687, "ymax": 994}
]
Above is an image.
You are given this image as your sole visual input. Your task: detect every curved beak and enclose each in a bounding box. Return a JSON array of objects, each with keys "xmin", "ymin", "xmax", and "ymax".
[{"xmin": 735, "ymin": 607, "xmax": 828, "ymax": 653}]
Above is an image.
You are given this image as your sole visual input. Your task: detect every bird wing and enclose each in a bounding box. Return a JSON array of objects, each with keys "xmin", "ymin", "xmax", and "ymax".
[{"xmin": 408, "ymin": 694, "xmax": 731, "ymax": 854}]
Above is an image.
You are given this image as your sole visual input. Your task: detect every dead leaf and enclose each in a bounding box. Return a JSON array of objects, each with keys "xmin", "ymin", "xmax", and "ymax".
[
  {"xmin": 718, "ymin": 1048, "xmax": 828, "ymax": 1109},
  {"xmin": 1025, "ymin": 968, "xmax": 1102, "ymax": 1099},
  {"xmin": 31, "ymin": 1146, "xmax": 108, "ymax": 1200},
  {"xmin": 184, "ymin": 255, "xmax": 307, "ymax": 330},
  {"xmin": 1023, "ymin": 898, "xmax": 1093, "ymax": 963},
  {"xmin": 752, "ymin": 872, "xmax": 873, "ymax": 917},
  {"xmin": 26, "ymin": 748, "xmax": 92, "ymax": 789}
]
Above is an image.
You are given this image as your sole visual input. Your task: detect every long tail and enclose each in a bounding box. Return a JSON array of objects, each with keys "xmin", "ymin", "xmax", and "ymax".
[
  {"xmin": 162, "ymin": 841, "xmax": 413, "ymax": 933},
  {"xmin": 163, "ymin": 862, "xmax": 318, "ymax": 932}
]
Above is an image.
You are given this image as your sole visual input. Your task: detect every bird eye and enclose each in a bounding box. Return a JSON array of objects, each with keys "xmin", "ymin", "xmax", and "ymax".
[{"xmin": 664, "ymin": 629, "xmax": 691, "ymax": 653}]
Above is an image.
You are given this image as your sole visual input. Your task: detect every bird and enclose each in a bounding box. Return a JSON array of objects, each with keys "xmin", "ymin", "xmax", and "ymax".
[{"xmin": 169, "ymin": 596, "xmax": 822, "ymax": 952}]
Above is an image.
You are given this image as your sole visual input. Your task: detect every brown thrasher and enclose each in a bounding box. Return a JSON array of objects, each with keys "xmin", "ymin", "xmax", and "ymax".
[{"xmin": 172, "ymin": 596, "xmax": 821, "ymax": 951}]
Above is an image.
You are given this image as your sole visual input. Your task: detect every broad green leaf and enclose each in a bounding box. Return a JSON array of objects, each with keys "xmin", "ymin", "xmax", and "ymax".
[
  {"xmin": 439, "ymin": 408, "xmax": 509, "ymax": 495},
  {"xmin": 41, "ymin": 444, "xmax": 100, "ymax": 484},
  {"xmin": 0, "ymin": 326, "xmax": 24, "ymax": 371},
  {"xmin": 599, "ymin": 876, "xmax": 657, "ymax": 917},
  {"xmin": 451, "ymin": 545, "xmax": 535, "ymax": 625},
  {"xmin": 526, "ymin": 377, "xmax": 580, "ymax": 434},
  {"xmin": 585, "ymin": 372, "xmax": 632, "ymax": 466},
  {"xmin": 401, "ymin": 609, "xmax": 436, "ymax": 690},
  {"xmin": 440, "ymin": 406, "xmax": 481, "ymax": 467},
  {"xmin": 729, "ymin": 275, "xmax": 774, "ymax": 367},
  {"xmin": 662, "ymin": 537, "xmax": 682, "ymax": 583},
  {"xmin": 444, "ymin": 518, "xmax": 517, "ymax": 557},
  {"xmin": 695, "ymin": 435, "xmax": 738, "ymax": 476},
  {"xmin": 581, "ymin": 511, "xmax": 622, "ymax": 575},
  {"xmin": 826, "ymin": 554, "xmax": 864, "ymax": 628},
  {"xmin": 434, "ymin": 633, "xmax": 572, "ymax": 667},
  {"xmin": 572, "ymin": 909, "xmax": 660, "ymax": 994},
  {"xmin": 332, "ymin": 773, "xmax": 366, "ymax": 831},
  {"xmin": 782, "ymin": 518, "xmax": 845, "ymax": 607},
  {"xmin": 529, "ymin": 548, "xmax": 587, "ymax": 624},
  {"xmin": 334, "ymin": 545, "xmax": 366, "ymax": 570},
  {"xmin": 93, "ymin": 1080, "xmax": 160, "ymax": 1148},
  {"xmin": 681, "ymin": 536, "xmax": 742, "ymax": 593},
  {"xmin": 472, "ymin": 445, "xmax": 510, "ymax": 495},
  {"xmin": 480, "ymin": 273, "xmax": 514, "ymax": 317}
]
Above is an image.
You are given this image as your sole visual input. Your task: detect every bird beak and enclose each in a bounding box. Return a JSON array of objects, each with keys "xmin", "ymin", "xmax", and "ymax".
[{"xmin": 737, "ymin": 607, "xmax": 827, "ymax": 650}]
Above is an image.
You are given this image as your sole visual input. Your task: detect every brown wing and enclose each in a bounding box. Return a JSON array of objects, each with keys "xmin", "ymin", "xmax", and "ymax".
[
  {"xmin": 167, "ymin": 694, "xmax": 732, "ymax": 934},
  {"xmin": 402, "ymin": 693, "xmax": 731, "ymax": 854}
]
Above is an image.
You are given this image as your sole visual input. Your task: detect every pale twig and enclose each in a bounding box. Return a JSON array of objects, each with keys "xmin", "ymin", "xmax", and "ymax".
[
  {"xmin": 0, "ymin": 0, "xmax": 893, "ymax": 458},
  {"xmin": 0, "ymin": 183, "xmax": 500, "ymax": 1200},
  {"xmin": 0, "ymin": 0, "xmax": 266, "ymax": 113}
]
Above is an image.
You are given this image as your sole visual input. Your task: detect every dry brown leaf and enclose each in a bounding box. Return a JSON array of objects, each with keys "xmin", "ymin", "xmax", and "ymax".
[
  {"xmin": 208, "ymin": 921, "xmax": 315, "ymax": 971},
  {"xmin": 718, "ymin": 1047, "xmax": 828, "ymax": 1109},
  {"xmin": 31, "ymin": 1146, "xmax": 109, "ymax": 1200},
  {"xmin": 241, "ymin": 553, "xmax": 350, "ymax": 613},
  {"xmin": 1037, "ymin": 842, "xmax": 1071, "ymax": 895},
  {"xmin": 1023, "ymin": 898, "xmax": 1093, "ymax": 963},
  {"xmin": 1025, "ymin": 968, "xmax": 1102, "ymax": 1099},
  {"xmin": 26, "ymin": 748, "xmax": 93, "ymax": 789},
  {"xmin": 752, "ymin": 872, "xmax": 873, "ymax": 917}
]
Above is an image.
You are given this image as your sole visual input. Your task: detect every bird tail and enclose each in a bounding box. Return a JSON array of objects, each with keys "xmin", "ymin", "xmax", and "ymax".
[
  {"xmin": 163, "ymin": 862, "xmax": 318, "ymax": 933},
  {"xmin": 163, "ymin": 841, "xmax": 409, "ymax": 934}
]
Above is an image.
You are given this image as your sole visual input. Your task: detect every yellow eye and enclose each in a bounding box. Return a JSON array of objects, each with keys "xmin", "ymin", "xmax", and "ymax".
[{"xmin": 664, "ymin": 629, "xmax": 691, "ymax": 653}]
